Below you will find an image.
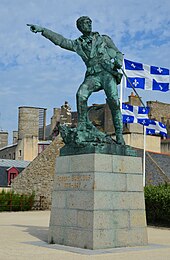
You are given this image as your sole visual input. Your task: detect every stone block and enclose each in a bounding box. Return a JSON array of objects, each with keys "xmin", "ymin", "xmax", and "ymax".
[
  {"xmin": 112, "ymin": 155, "xmax": 142, "ymax": 173},
  {"xmin": 49, "ymin": 154, "xmax": 148, "ymax": 249},
  {"xmin": 128, "ymin": 192, "xmax": 145, "ymax": 209},
  {"xmin": 70, "ymin": 154, "xmax": 95, "ymax": 173},
  {"xmin": 77, "ymin": 210, "xmax": 93, "ymax": 229},
  {"xmin": 115, "ymin": 227, "xmax": 148, "ymax": 247},
  {"xmin": 48, "ymin": 226, "xmax": 65, "ymax": 244},
  {"xmin": 94, "ymin": 192, "xmax": 131, "ymax": 210},
  {"xmin": 129, "ymin": 210, "xmax": 147, "ymax": 227},
  {"xmin": 93, "ymin": 210, "xmax": 129, "ymax": 229},
  {"xmin": 94, "ymin": 154, "xmax": 113, "ymax": 172},
  {"xmin": 93, "ymin": 229, "xmax": 115, "ymax": 249},
  {"xmin": 49, "ymin": 208, "xmax": 77, "ymax": 227},
  {"xmin": 127, "ymin": 174, "xmax": 143, "ymax": 191},
  {"xmin": 94, "ymin": 172, "xmax": 126, "ymax": 191},
  {"xmin": 94, "ymin": 191, "xmax": 114, "ymax": 210},
  {"xmin": 49, "ymin": 225, "xmax": 93, "ymax": 248},
  {"xmin": 51, "ymin": 191, "xmax": 66, "ymax": 208},
  {"xmin": 64, "ymin": 227, "xmax": 93, "ymax": 249},
  {"xmin": 53, "ymin": 173, "xmax": 94, "ymax": 191},
  {"xmin": 66, "ymin": 191, "xmax": 94, "ymax": 210},
  {"xmin": 56, "ymin": 156, "xmax": 70, "ymax": 174},
  {"xmin": 112, "ymin": 210, "xmax": 129, "ymax": 229}
]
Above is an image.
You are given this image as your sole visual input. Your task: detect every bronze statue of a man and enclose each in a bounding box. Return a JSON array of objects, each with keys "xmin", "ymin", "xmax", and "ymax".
[{"xmin": 27, "ymin": 16, "xmax": 125, "ymax": 145}]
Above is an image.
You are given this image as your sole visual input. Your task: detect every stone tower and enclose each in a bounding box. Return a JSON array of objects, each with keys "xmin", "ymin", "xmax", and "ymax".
[
  {"xmin": 16, "ymin": 106, "xmax": 46, "ymax": 161},
  {"xmin": 0, "ymin": 131, "xmax": 8, "ymax": 149}
]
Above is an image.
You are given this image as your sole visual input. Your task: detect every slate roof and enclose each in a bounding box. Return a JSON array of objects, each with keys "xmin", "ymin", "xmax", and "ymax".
[
  {"xmin": 0, "ymin": 143, "xmax": 17, "ymax": 151},
  {"xmin": 146, "ymin": 152, "xmax": 170, "ymax": 179},
  {"xmin": 136, "ymin": 149, "xmax": 170, "ymax": 185},
  {"xmin": 0, "ymin": 159, "xmax": 30, "ymax": 168}
]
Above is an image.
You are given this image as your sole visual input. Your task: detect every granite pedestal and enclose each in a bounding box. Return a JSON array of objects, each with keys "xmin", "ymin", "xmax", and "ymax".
[{"xmin": 48, "ymin": 154, "xmax": 148, "ymax": 249}]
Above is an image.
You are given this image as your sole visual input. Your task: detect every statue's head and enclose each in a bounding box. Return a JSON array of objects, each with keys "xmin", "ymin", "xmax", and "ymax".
[{"xmin": 76, "ymin": 16, "xmax": 92, "ymax": 33}]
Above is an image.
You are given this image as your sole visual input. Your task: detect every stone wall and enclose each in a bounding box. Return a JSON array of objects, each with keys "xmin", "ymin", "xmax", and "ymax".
[
  {"xmin": 50, "ymin": 108, "xmax": 61, "ymax": 136},
  {"xmin": 147, "ymin": 101, "xmax": 170, "ymax": 121},
  {"xmin": 15, "ymin": 136, "xmax": 38, "ymax": 161},
  {"xmin": 147, "ymin": 101, "xmax": 170, "ymax": 136},
  {"xmin": 11, "ymin": 137, "xmax": 170, "ymax": 210},
  {"xmin": 11, "ymin": 137, "xmax": 64, "ymax": 209},
  {"xmin": 0, "ymin": 132, "xmax": 8, "ymax": 149},
  {"xmin": 124, "ymin": 133, "xmax": 161, "ymax": 152},
  {"xmin": 49, "ymin": 154, "xmax": 148, "ymax": 249},
  {"xmin": 18, "ymin": 107, "xmax": 39, "ymax": 140},
  {"xmin": 161, "ymin": 140, "xmax": 170, "ymax": 154},
  {"xmin": 0, "ymin": 144, "xmax": 17, "ymax": 159}
]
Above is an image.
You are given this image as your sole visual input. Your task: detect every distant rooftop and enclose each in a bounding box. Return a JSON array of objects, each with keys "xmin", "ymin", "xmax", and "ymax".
[
  {"xmin": 0, "ymin": 159, "xmax": 30, "ymax": 168},
  {"xmin": 38, "ymin": 140, "xmax": 52, "ymax": 145},
  {"xmin": 0, "ymin": 143, "xmax": 17, "ymax": 151},
  {"xmin": 19, "ymin": 106, "xmax": 47, "ymax": 110},
  {"xmin": 147, "ymin": 100, "xmax": 170, "ymax": 105}
]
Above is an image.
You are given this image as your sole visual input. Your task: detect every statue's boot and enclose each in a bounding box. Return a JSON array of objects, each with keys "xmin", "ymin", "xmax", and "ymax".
[
  {"xmin": 76, "ymin": 100, "xmax": 91, "ymax": 130},
  {"xmin": 113, "ymin": 114, "xmax": 125, "ymax": 145},
  {"xmin": 76, "ymin": 97, "xmax": 97, "ymax": 131}
]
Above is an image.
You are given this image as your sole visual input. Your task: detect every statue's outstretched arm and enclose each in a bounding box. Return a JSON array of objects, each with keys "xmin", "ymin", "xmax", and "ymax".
[
  {"xmin": 27, "ymin": 24, "xmax": 76, "ymax": 52},
  {"xmin": 27, "ymin": 24, "xmax": 44, "ymax": 33}
]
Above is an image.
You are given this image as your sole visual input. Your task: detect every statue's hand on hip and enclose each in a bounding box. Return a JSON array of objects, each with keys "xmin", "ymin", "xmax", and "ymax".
[
  {"xmin": 27, "ymin": 24, "xmax": 44, "ymax": 33},
  {"xmin": 114, "ymin": 60, "xmax": 122, "ymax": 69}
]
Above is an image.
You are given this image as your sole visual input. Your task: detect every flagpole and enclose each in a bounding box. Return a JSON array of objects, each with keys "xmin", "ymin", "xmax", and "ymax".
[
  {"xmin": 121, "ymin": 67, "xmax": 149, "ymax": 186},
  {"xmin": 120, "ymin": 74, "xmax": 123, "ymax": 112},
  {"xmin": 121, "ymin": 68, "xmax": 148, "ymax": 186},
  {"xmin": 143, "ymin": 126, "xmax": 146, "ymax": 187},
  {"xmin": 120, "ymin": 60, "xmax": 125, "ymax": 112},
  {"xmin": 120, "ymin": 68, "xmax": 146, "ymax": 108}
]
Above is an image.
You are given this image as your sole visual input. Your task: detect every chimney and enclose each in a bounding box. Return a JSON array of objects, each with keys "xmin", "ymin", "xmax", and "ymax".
[{"xmin": 128, "ymin": 92, "xmax": 142, "ymax": 106}]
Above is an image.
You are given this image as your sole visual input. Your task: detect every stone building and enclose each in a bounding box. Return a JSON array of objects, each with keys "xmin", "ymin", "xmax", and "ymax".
[
  {"xmin": 147, "ymin": 100, "xmax": 170, "ymax": 136},
  {"xmin": 1, "ymin": 97, "xmax": 168, "ymax": 161},
  {"xmin": 84, "ymin": 93, "xmax": 162, "ymax": 153},
  {"xmin": 0, "ymin": 106, "xmax": 47, "ymax": 161},
  {"xmin": 0, "ymin": 159, "xmax": 30, "ymax": 187},
  {"xmin": 49, "ymin": 101, "xmax": 72, "ymax": 138},
  {"xmin": 11, "ymin": 137, "xmax": 64, "ymax": 209},
  {"xmin": 46, "ymin": 96, "xmax": 169, "ymax": 153},
  {"xmin": 146, "ymin": 100, "xmax": 170, "ymax": 154},
  {"xmin": 11, "ymin": 98, "xmax": 170, "ymax": 209},
  {"xmin": 161, "ymin": 139, "xmax": 170, "ymax": 154},
  {"xmin": 0, "ymin": 131, "xmax": 8, "ymax": 149},
  {"xmin": 11, "ymin": 135, "xmax": 170, "ymax": 209}
]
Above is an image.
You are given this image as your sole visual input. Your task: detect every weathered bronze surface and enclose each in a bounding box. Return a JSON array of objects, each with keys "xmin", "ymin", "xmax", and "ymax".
[
  {"xmin": 59, "ymin": 124, "xmax": 136, "ymax": 156},
  {"xmin": 27, "ymin": 17, "xmax": 136, "ymax": 156}
]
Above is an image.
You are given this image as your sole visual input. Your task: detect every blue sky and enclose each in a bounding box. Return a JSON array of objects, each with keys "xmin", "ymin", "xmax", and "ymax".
[{"xmin": 0, "ymin": 0, "xmax": 170, "ymax": 143}]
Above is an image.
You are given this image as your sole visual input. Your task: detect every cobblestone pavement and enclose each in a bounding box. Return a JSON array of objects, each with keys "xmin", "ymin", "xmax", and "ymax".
[{"xmin": 0, "ymin": 211, "xmax": 170, "ymax": 260}]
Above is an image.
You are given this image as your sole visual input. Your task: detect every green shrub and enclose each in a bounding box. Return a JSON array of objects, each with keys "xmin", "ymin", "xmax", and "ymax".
[
  {"xmin": 0, "ymin": 190, "xmax": 35, "ymax": 212},
  {"xmin": 144, "ymin": 183, "xmax": 170, "ymax": 226}
]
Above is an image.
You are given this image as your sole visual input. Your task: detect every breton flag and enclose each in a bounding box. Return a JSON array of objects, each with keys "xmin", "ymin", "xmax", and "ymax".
[
  {"xmin": 122, "ymin": 103, "xmax": 149, "ymax": 124},
  {"xmin": 124, "ymin": 59, "xmax": 170, "ymax": 92}
]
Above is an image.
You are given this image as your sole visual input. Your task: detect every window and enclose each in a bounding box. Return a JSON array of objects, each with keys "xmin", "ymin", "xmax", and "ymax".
[
  {"xmin": 7, "ymin": 167, "xmax": 19, "ymax": 186},
  {"xmin": 9, "ymin": 173, "xmax": 16, "ymax": 185}
]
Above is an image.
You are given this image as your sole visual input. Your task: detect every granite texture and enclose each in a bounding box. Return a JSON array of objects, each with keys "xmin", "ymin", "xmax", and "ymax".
[{"xmin": 49, "ymin": 154, "xmax": 148, "ymax": 249}]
